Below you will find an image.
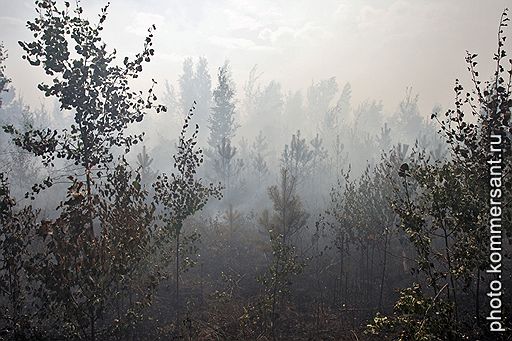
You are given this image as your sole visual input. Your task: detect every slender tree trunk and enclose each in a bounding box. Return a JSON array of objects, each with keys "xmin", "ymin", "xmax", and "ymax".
[
  {"xmin": 378, "ymin": 233, "xmax": 389, "ymax": 311},
  {"xmin": 270, "ymin": 246, "xmax": 282, "ymax": 341},
  {"xmin": 345, "ymin": 241, "xmax": 349, "ymax": 307},
  {"xmin": 200, "ymin": 262, "xmax": 204, "ymax": 310},
  {"xmin": 83, "ymin": 146, "xmax": 96, "ymax": 240},
  {"xmin": 271, "ymin": 174, "xmax": 289, "ymax": 341},
  {"xmin": 338, "ymin": 235, "xmax": 344, "ymax": 308},
  {"xmin": 370, "ymin": 241, "xmax": 375, "ymax": 306},
  {"xmin": 442, "ymin": 225, "xmax": 458, "ymax": 321},
  {"xmin": 476, "ymin": 268, "xmax": 480, "ymax": 326},
  {"xmin": 176, "ymin": 230, "xmax": 181, "ymax": 333},
  {"xmin": 360, "ymin": 246, "xmax": 364, "ymax": 304},
  {"xmin": 90, "ymin": 310, "xmax": 95, "ymax": 341}
]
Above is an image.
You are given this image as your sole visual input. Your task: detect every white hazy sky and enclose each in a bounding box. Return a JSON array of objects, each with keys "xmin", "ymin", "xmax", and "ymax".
[{"xmin": 0, "ymin": 0, "xmax": 510, "ymax": 115}]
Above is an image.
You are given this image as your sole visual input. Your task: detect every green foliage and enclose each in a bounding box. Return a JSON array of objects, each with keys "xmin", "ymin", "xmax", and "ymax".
[
  {"xmin": 136, "ymin": 145, "xmax": 156, "ymax": 184},
  {"xmin": 32, "ymin": 161, "xmax": 156, "ymax": 339},
  {"xmin": 0, "ymin": 1, "xmax": 168, "ymax": 338},
  {"xmin": 7, "ymin": 0, "xmax": 164, "ymax": 172},
  {"xmin": 370, "ymin": 8, "xmax": 512, "ymax": 339},
  {"xmin": 249, "ymin": 131, "xmax": 270, "ymax": 183},
  {"xmin": 367, "ymin": 284, "xmax": 458, "ymax": 341},
  {"xmin": 1, "ymin": 1, "xmax": 510, "ymax": 339},
  {"xmin": 254, "ymin": 169, "xmax": 308, "ymax": 338},
  {"xmin": 212, "ymin": 137, "xmax": 244, "ymax": 195},
  {"xmin": 0, "ymin": 174, "xmax": 41, "ymax": 339},
  {"xmin": 153, "ymin": 108, "xmax": 222, "ymax": 332},
  {"xmin": 208, "ymin": 61, "xmax": 238, "ymax": 151},
  {"xmin": 153, "ymin": 109, "xmax": 222, "ymax": 234},
  {"xmin": 281, "ymin": 130, "xmax": 313, "ymax": 182},
  {"xmin": 0, "ymin": 43, "xmax": 10, "ymax": 108}
]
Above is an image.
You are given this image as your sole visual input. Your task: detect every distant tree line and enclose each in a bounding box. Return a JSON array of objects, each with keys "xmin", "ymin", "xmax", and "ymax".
[{"xmin": 0, "ymin": 1, "xmax": 510, "ymax": 340}]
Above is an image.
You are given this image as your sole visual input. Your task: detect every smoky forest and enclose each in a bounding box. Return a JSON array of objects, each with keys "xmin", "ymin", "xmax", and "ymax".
[{"xmin": 0, "ymin": 1, "xmax": 511, "ymax": 340}]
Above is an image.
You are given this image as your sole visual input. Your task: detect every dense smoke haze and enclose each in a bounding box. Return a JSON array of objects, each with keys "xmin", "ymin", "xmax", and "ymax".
[
  {"xmin": 1, "ymin": 1, "xmax": 510, "ymax": 114},
  {"xmin": 0, "ymin": 1, "xmax": 510, "ymax": 340}
]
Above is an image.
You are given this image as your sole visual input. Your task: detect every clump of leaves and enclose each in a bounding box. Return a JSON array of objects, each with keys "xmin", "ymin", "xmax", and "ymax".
[
  {"xmin": 1, "ymin": 1, "xmax": 166, "ymax": 338},
  {"xmin": 252, "ymin": 169, "xmax": 308, "ymax": 339},
  {"xmin": 153, "ymin": 106, "xmax": 222, "ymax": 333},
  {"xmin": 366, "ymin": 283, "xmax": 459, "ymax": 341},
  {"xmin": 0, "ymin": 43, "xmax": 10, "ymax": 107},
  {"xmin": 29, "ymin": 160, "xmax": 157, "ymax": 339},
  {"xmin": 0, "ymin": 174, "xmax": 42, "ymax": 339},
  {"xmin": 5, "ymin": 0, "xmax": 165, "ymax": 202},
  {"xmin": 371, "ymin": 8, "xmax": 512, "ymax": 340}
]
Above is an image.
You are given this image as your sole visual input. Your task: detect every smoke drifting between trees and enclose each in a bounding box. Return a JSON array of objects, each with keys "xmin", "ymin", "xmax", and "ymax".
[{"xmin": 0, "ymin": 1, "xmax": 510, "ymax": 340}]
